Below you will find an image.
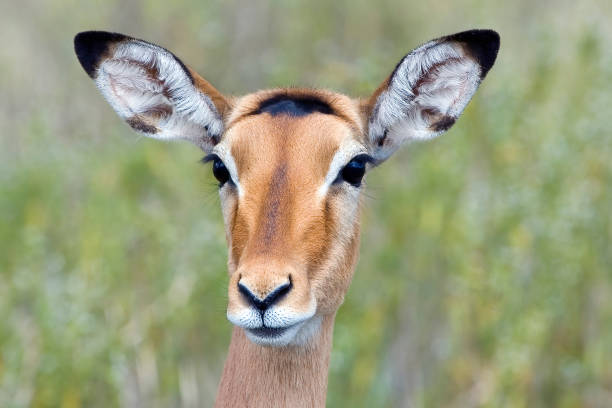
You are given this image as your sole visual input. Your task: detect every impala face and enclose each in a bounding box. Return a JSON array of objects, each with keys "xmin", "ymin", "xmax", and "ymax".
[
  {"xmin": 74, "ymin": 29, "xmax": 499, "ymax": 347},
  {"xmin": 218, "ymin": 91, "xmax": 367, "ymax": 345}
]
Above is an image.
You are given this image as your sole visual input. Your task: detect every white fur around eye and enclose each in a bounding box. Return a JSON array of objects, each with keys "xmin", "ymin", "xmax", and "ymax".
[
  {"xmin": 317, "ymin": 140, "xmax": 368, "ymax": 198},
  {"xmin": 212, "ymin": 143, "xmax": 243, "ymax": 197}
]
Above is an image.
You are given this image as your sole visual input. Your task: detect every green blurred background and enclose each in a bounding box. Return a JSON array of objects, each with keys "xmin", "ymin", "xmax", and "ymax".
[{"xmin": 1, "ymin": 1, "xmax": 611, "ymax": 407}]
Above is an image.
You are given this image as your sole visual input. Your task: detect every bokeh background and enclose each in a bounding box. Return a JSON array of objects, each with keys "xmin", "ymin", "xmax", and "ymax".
[{"xmin": 2, "ymin": 0, "xmax": 611, "ymax": 407}]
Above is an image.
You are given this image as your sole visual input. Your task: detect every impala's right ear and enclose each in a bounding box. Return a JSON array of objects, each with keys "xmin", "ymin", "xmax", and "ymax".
[
  {"xmin": 364, "ymin": 29, "xmax": 500, "ymax": 163},
  {"xmin": 74, "ymin": 31, "xmax": 228, "ymax": 152}
]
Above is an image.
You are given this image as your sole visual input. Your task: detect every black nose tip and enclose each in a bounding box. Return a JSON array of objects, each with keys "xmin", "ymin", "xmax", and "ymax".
[{"xmin": 238, "ymin": 278, "xmax": 293, "ymax": 312}]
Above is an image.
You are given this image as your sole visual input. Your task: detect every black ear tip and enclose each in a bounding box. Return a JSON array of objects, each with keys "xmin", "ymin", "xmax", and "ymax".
[
  {"xmin": 74, "ymin": 31, "xmax": 129, "ymax": 78},
  {"xmin": 448, "ymin": 29, "xmax": 500, "ymax": 78}
]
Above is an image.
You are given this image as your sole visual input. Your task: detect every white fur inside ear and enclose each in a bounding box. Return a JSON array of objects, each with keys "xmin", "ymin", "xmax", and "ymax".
[
  {"xmin": 95, "ymin": 40, "xmax": 223, "ymax": 150},
  {"xmin": 368, "ymin": 40, "xmax": 482, "ymax": 161}
]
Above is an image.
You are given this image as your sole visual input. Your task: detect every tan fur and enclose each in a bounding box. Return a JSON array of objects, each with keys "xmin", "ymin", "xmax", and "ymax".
[
  {"xmin": 215, "ymin": 315, "xmax": 335, "ymax": 407},
  {"xmin": 207, "ymin": 89, "xmax": 367, "ymax": 407}
]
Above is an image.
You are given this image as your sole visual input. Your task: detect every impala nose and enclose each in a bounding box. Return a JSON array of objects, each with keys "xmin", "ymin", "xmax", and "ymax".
[{"xmin": 237, "ymin": 278, "xmax": 293, "ymax": 312}]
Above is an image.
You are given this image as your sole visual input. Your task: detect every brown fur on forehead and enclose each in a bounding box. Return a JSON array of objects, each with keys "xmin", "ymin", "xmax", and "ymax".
[
  {"xmin": 225, "ymin": 113, "xmax": 355, "ymax": 183},
  {"xmin": 226, "ymin": 88, "xmax": 364, "ymax": 136},
  {"xmin": 222, "ymin": 113, "xmax": 357, "ymax": 265}
]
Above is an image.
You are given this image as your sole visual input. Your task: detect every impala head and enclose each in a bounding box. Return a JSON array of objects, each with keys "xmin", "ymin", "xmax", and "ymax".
[{"xmin": 75, "ymin": 29, "xmax": 499, "ymax": 347}]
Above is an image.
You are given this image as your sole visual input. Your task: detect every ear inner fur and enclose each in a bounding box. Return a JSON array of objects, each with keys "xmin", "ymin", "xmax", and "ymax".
[{"xmin": 365, "ymin": 29, "xmax": 500, "ymax": 162}]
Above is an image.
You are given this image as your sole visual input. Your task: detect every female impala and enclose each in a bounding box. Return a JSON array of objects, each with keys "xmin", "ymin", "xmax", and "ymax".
[{"xmin": 74, "ymin": 28, "xmax": 499, "ymax": 407}]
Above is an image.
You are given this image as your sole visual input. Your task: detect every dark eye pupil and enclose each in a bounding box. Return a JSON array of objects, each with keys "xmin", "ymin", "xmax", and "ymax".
[
  {"xmin": 212, "ymin": 158, "xmax": 230, "ymax": 186},
  {"xmin": 341, "ymin": 157, "xmax": 367, "ymax": 186}
]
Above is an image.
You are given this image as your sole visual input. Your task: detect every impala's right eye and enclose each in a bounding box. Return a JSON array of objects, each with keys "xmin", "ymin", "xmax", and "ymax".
[{"xmin": 338, "ymin": 154, "xmax": 371, "ymax": 187}]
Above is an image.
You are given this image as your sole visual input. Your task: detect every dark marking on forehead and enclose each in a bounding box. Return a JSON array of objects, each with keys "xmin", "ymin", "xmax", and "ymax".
[
  {"xmin": 226, "ymin": 89, "xmax": 361, "ymax": 132},
  {"xmin": 253, "ymin": 95, "xmax": 334, "ymax": 117}
]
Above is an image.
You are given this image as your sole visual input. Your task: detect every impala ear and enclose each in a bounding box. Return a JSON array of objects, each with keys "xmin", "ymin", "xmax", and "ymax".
[
  {"xmin": 74, "ymin": 31, "xmax": 228, "ymax": 152},
  {"xmin": 365, "ymin": 29, "xmax": 500, "ymax": 163}
]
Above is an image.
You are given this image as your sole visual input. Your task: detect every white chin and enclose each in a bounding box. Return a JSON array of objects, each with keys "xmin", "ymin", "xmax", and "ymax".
[{"xmin": 244, "ymin": 316, "xmax": 322, "ymax": 347}]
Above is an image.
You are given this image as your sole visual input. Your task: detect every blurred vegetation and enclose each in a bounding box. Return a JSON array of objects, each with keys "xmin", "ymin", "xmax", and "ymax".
[{"xmin": 1, "ymin": 0, "xmax": 611, "ymax": 407}]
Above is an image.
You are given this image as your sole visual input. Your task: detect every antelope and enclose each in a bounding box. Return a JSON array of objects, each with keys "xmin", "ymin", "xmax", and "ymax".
[{"xmin": 74, "ymin": 28, "xmax": 499, "ymax": 407}]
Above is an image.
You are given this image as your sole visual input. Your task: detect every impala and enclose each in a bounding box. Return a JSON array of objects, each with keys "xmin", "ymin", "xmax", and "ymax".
[{"xmin": 74, "ymin": 28, "xmax": 499, "ymax": 407}]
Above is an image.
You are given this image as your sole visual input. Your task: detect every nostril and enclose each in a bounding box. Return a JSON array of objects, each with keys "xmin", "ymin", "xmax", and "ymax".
[
  {"xmin": 237, "ymin": 281, "xmax": 265, "ymax": 310},
  {"xmin": 263, "ymin": 276, "xmax": 292, "ymax": 307},
  {"xmin": 237, "ymin": 277, "xmax": 293, "ymax": 312}
]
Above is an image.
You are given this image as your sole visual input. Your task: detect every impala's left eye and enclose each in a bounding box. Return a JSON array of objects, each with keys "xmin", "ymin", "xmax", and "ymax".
[
  {"xmin": 339, "ymin": 154, "xmax": 370, "ymax": 187},
  {"xmin": 212, "ymin": 158, "xmax": 230, "ymax": 186},
  {"xmin": 202, "ymin": 154, "xmax": 231, "ymax": 187}
]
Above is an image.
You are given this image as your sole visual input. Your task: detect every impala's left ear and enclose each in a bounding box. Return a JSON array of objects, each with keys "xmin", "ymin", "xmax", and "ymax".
[
  {"xmin": 364, "ymin": 29, "xmax": 500, "ymax": 163},
  {"xmin": 74, "ymin": 31, "xmax": 229, "ymax": 152}
]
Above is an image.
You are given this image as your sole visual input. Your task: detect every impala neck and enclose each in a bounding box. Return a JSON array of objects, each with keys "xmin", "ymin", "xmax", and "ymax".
[{"xmin": 214, "ymin": 314, "xmax": 336, "ymax": 407}]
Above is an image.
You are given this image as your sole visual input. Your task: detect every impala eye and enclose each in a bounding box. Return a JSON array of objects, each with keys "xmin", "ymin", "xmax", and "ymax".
[
  {"xmin": 340, "ymin": 154, "xmax": 370, "ymax": 187},
  {"xmin": 212, "ymin": 158, "xmax": 230, "ymax": 186},
  {"xmin": 202, "ymin": 154, "xmax": 231, "ymax": 187}
]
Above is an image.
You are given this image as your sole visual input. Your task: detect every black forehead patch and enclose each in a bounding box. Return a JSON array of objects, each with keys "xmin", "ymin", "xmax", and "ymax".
[{"xmin": 253, "ymin": 95, "xmax": 334, "ymax": 117}]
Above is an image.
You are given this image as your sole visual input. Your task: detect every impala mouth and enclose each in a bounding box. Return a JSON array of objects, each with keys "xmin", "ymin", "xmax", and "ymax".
[
  {"xmin": 227, "ymin": 299, "xmax": 320, "ymax": 346},
  {"xmin": 243, "ymin": 322, "xmax": 305, "ymax": 347},
  {"xmin": 247, "ymin": 325, "xmax": 294, "ymax": 338}
]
